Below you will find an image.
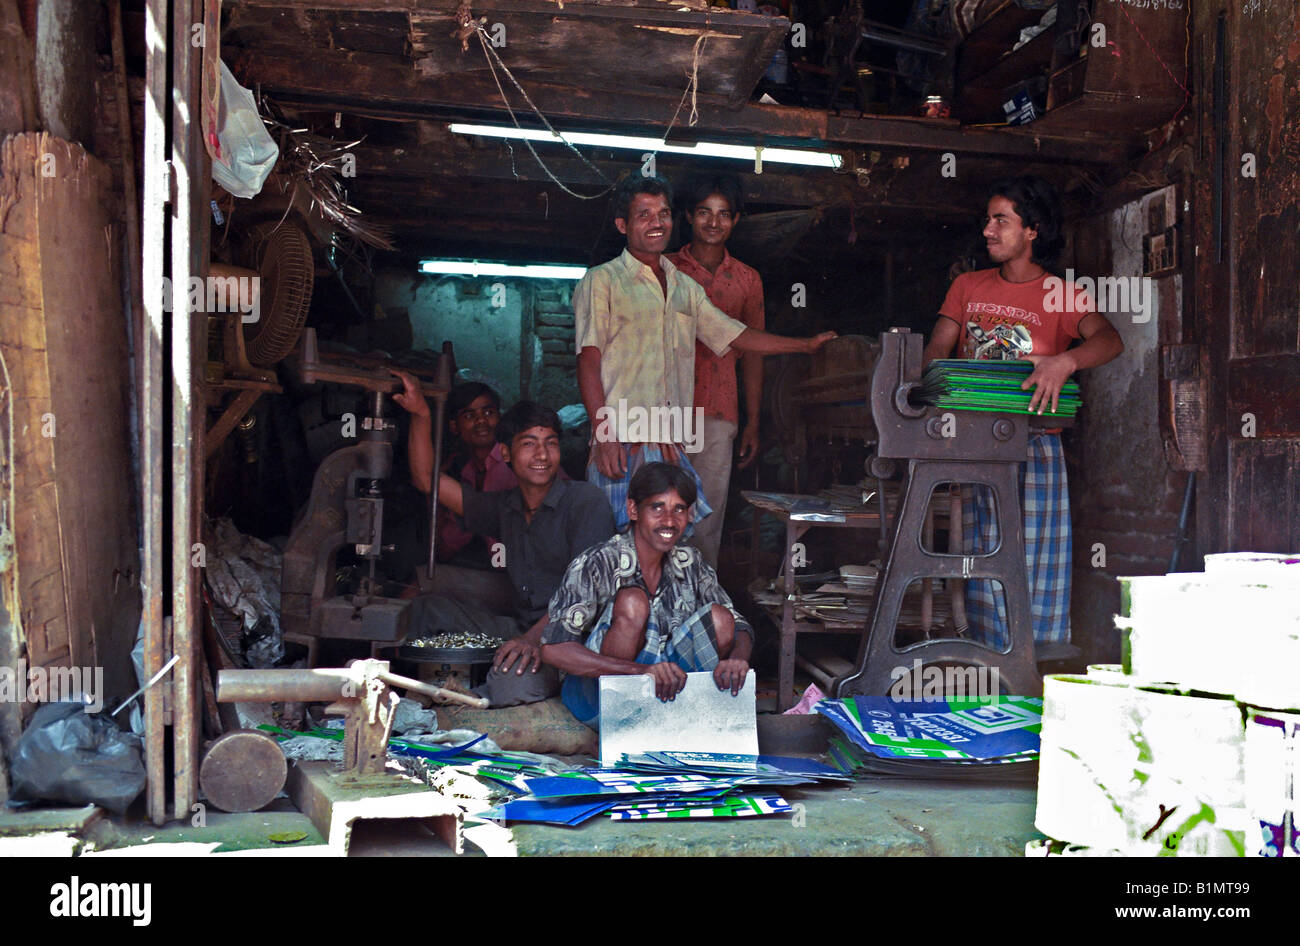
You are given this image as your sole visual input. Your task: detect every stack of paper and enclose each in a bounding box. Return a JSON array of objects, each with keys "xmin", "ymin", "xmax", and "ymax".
[
  {"xmin": 609, "ymin": 795, "xmax": 793, "ymax": 820},
  {"xmin": 914, "ymin": 359, "xmax": 1080, "ymax": 419},
  {"xmin": 478, "ymin": 753, "xmax": 850, "ymax": 825},
  {"xmin": 616, "ymin": 750, "xmax": 852, "ymax": 784},
  {"xmin": 838, "ymin": 564, "xmax": 877, "ymax": 594},
  {"xmin": 815, "ymin": 696, "xmax": 1042, "ymax": 781}
]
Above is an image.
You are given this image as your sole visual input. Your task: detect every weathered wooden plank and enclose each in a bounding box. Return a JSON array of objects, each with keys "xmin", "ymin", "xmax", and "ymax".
[
  {"xmin": 1227, "ymin": 355, "xmax": 1300, "ymax": 439},
  {"xmin": 12, "ymin": 481, "xmax": 63, "ymax": 583},
  {"xmin": 347, "ymin": 175, "xmax": 615, "ymax": 212},
  {"xmin": 825, "ymin": 113, "xmax": 1135, "ymax": 163},
  {"xmin": 1228, "ymin": 439, "xmax": 1300, "ymax": 554},
  {"xmin": 21, "ymin": 571, "xmax": 71, "ymax": 668},
  {"xmin": 0, "ymin": 0, "xmax": 39, "ymax": 136},
  {"xmin": 227, "ymin": 1, "xmax": 783, "ymax": 107},
  {"xmin": 227, "ymin": 41, "xmax": 827, "ymax": 137},
  {"xmin": 1230, "ymin": 0, "xmax": 1300, "ymax": 360},
  {"xmin": 170, "ymin": 0, "xmax": 209, "ymax": 821},
  {"xmin": 408, "ymin": 18, "xmax": 773, "ymax": 107},
  {"xmin": 230, "ymin": 41, "xmax": 1131, "ymax": 162},
  {"xmin": 141, "ymin": 0, "xmax": 169, "ymax": 825},
  {"xmin": 0, "ymin": 337, "xmax": 50, "ymax": 403},
  {"xmin": 0, "ymin": 131, "xmax": 140, "ymax": 729},
  {"xmin": 229, "ymin": 0, "xmax": 716, "ymax": 18},
  {"xmin": 1191, "ymin": 3, "xmax": 1231, "ymax": 556},
  {"xmin": 1192, "ymin": 0, "xmax": 1300, "ymax": 556},
  {"xmin": 29, "ymin": 134, "xmax": 136, "ymax": 679},
  {"xmin": 223, "ymin": 6, "xmax": 411, "ymax": 56}
]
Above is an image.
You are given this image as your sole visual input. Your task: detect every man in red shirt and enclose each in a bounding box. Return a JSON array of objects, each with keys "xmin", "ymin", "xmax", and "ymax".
[
  {"xmin": 667, "ymin": 176, "xmax": 765, "ymax": 568},
  {"xmin": 922, "ymin": 176, "xmax": 1124, "ymax": 649}
]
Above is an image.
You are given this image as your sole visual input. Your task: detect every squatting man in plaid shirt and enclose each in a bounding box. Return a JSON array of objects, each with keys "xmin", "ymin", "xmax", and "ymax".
[
  {"xmin": 921, "ymin": 175, "xmax": 1124, "ymax": 649},
  {"xmin": 540, "ymin": 462, "xmax": 755, "ymax": 728}
]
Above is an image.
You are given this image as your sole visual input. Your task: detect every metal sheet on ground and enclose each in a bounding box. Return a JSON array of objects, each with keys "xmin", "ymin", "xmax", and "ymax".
[{"xmin": 598, "ymin": 671, "xmax": 757, "ymax": 768}]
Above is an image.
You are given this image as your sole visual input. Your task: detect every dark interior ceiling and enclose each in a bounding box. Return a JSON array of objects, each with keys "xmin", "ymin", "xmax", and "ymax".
[{"xmin": 216, "ymin": 0, "xmax": 1161, "ymax": 269}]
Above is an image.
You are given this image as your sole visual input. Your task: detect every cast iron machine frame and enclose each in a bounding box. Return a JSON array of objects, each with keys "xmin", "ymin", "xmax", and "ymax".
[{"xmin": 837, "ymin": 327, "xmax": 1055, "ymax": 698}]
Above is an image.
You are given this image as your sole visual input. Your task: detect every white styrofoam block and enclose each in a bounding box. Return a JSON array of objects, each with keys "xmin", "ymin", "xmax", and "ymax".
[
  {"xmin": 1085, "ymin": 664, "xmax": 1125, "ymax": 679},
  {"xmin": 1244, "ymin": 709, "xmax": 1299, "ymax": 857},
  {"xmin": 1036, "ymin": 674, "xmax": 1247, "ymax": 856},
  {"xmin": 1204, "ymin": 552, "xmax": 1300, "ymax": 584},
  {"xmin": 1118, "ymin": 574, "xmax": 1300, "ymax": 710},
  {"xmin": 1025, "ymin": 839, "xmax": 1124, "ymax": 857}
]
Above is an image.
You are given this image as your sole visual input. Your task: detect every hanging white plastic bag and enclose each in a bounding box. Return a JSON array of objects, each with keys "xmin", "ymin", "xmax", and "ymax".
[{"xmin": 211, "ymin": 59, "xmax": 279, "ymax": 199}]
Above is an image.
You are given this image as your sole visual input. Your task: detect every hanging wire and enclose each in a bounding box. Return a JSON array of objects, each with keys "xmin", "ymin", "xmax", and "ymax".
[
  {"xmin": 466, "ymin": 9, "xmax": 714, "ymax": 200},
  {"xmin": 472, "ymin": 20, "xmax": 614, "ymax": 200}
]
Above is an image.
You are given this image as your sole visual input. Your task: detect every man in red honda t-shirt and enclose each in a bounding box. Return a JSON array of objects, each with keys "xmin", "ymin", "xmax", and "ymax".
[{"xmin": 922, "ymin": 175, "xmax": 1124, "ymax": 650}]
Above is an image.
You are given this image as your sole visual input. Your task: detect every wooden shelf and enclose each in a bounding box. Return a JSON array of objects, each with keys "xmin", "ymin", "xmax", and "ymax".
[
  {"xmin": 963, "ymin": 27, "xmax": 1054, "ymax": 93},
  {"xmin": 955, "ymin": 0, "xmax": 1188, "ymax": 135},
  {"xmin": 744, "ymin": 487, "xmax": 958, "ymax": 710},
  {"xmin": 956, "ymin": 2, "xmax": 1053, "ymax": 86}
]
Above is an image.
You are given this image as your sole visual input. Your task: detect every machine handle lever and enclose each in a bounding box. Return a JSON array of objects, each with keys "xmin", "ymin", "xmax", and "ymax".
[{"xmin": 377, "ymin": 669, "xmax": 490, "ymax": 709}]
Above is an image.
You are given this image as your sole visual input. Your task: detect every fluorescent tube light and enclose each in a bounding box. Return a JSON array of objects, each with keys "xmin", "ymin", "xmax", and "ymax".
[
  {"xmin": 419, "ymin": 259, "xmax": 588, "ymax": 280},
  {"xmin": 448, "ymin": 123, "xmax": 843, "ymax": 169}
]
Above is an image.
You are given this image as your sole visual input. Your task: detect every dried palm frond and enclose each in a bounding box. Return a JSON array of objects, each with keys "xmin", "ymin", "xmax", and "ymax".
[{"xmin": 258, "ymin": 97, "xmax": 396, "ymax": 252}]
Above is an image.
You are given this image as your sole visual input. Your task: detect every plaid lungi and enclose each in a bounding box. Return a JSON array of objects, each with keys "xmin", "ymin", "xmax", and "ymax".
[
  {"xmin": 560, "ymin": 600, "xmax": 721, "ymax": 728},
  {"xmin": 585, "ymin": 444, "xmax": 713, "ymax": 536},
  {"xmin": 961, "ymin": 431, "xmax": 1071, "ymax": 650}
]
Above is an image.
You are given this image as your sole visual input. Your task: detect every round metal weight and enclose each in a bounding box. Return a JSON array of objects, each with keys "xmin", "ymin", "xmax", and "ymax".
[{"xmin": 199, "ymin": 729, "xmax": 288, "ymax": 813}]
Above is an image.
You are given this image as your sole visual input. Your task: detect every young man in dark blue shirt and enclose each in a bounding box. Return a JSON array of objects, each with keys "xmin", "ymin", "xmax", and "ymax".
[{"xmin": 394, "ymin": 372, "xmax": 615, "ymax": 706}]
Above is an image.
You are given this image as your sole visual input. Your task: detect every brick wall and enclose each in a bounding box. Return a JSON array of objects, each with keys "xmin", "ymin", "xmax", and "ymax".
[
  {"xmin": 1067, "ymin": 193, "xmax": 1191, "ymax": 664},
  {"xmin": 531, "ymin": 282, "xmax": 581, "ymax": 412}
]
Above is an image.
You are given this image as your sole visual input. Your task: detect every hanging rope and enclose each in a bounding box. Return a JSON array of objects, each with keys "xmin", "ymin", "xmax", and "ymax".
[
  {"xmin": 472, "ymin": 20, "xmax": 614, "ymax": 199},
  {"xmin": 685, "ymin": 33, "xmax": 707, "ymax": 128},
  {"xmin": 462, "ymin": 6, "xmax": 716, "ymax": 200}
]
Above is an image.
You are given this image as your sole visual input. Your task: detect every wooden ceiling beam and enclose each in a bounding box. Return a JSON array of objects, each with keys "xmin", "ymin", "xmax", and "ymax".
[
  {"xmin": 227, "ymin": 0, "xmax": 787, "ymax": 108},
  {"xmin": 227, "ymin": 0, "xmax": 717, "ymax": 19},
  {"xmin": 227, "ymin": 44, "xmax": 1134, "ymax": 163}
]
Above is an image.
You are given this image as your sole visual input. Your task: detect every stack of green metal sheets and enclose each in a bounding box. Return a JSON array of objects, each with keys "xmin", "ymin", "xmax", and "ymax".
[{"xmin": 915, "ymin": 359, "xmax": 1081, "ymax": 419}]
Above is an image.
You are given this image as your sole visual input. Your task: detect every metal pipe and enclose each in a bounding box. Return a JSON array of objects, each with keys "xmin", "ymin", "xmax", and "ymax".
[
  {"xmin": 1168, "ymin": 472, "xmax": 1196, "ymax": 573},
  {"xmin": 218, "ymin": 666, "xmax": 491, "ymax": 709},
  {"xmin": 426, "ymin": 348, "xmax": 453, "ymax": 576},
  {"xmin": 326, "ymin": 248, "xmax": 368, "ymax": 322},
  {"xmin": 217, "ymin": 668, "xmax": 356, "ymax": 704}
]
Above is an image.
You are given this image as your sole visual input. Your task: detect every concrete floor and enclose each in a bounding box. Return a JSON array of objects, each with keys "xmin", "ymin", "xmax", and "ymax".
[
  {"xmin": 2, "ymin": 775, "xmax": 1041, "ymax": 857},
  {"xmin": 2, "ymin": 707, "xmax": 1042, "ymax": 856}
]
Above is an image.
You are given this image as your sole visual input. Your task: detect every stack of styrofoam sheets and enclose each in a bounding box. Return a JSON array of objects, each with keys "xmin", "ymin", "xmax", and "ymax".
[
  {"xmin": 1035, "ymin": 672, "xmax": 1248, "ymax": 856},
  {"xmin": 1244, "ymin": 709, "xmax": 1299, "ymax": 857},
  {"xmin": 1117, "ymin": 566, "xmax": 1300, "ymax": 711}
]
